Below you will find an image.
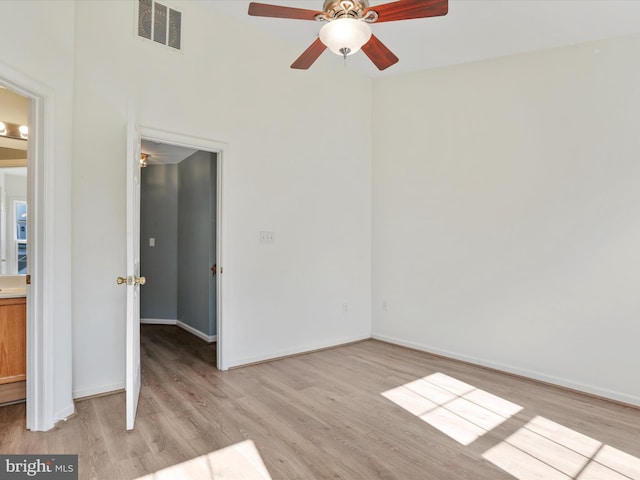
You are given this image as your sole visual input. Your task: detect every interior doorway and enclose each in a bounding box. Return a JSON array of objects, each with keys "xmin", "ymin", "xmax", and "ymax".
[
  {"xmin": 0, "ymin": 85, "xmax": 29, "ymax": 408},
  {"xmin": 138, "ymin": 134, "xmax": 223, "ymax": 368},
  {"xmin": 0, "ymin": 62, "xmax": 72, "ymax": 432}
]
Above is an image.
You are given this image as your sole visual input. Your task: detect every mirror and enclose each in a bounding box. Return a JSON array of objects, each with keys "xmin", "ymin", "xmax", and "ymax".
[
  {"xmin": 0, "ymin": 86, "xmax": 29, "ymax": 276},
  {"xmin": 0, "ymin": 165, "xmax": 27, "ymax": 274}
]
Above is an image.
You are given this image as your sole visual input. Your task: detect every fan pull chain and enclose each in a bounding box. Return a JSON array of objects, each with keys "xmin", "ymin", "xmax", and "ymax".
[{"xmin": 340, "ymin": 47, "xmax": 351, "ymax": 67}]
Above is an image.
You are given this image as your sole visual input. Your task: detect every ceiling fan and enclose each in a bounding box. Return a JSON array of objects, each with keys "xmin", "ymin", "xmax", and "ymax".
[{"xmin": 248, "ymin": 0, "xmax": 448, "ymax": 71}]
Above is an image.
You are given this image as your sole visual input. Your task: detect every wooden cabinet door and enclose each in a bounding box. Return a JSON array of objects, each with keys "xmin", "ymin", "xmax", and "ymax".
[{"xmin": 0, "ymin": 297, "xmax": 26, "ymax": 384}]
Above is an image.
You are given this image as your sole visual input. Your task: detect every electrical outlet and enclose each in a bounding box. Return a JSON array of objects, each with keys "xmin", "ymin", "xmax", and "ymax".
[
  {"xmin": 259, "ymin": 231, "xmax": 275, "ymax": 244},
  {"xmin": 382, "ymin": 301, "xmax": 388, "ymax": 311},
  {"xmin": 342, "ymin": 303, "xmax": 348, "ymax": 314}
]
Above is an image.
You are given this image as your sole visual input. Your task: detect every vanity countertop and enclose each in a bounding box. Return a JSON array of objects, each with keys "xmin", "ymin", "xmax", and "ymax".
[
  {"xmin": 0, "ymin": 275, "xmax": 27, "ymax": 298},
  {"xmin": 0, "ymin": 288, "xmax": 26, "ymax": 298}
]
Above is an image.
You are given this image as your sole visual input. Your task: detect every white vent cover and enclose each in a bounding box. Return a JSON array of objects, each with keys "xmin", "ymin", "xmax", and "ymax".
[{"xmin": 138, "ymin": 0, "xmax": 181, "ymax": 50}]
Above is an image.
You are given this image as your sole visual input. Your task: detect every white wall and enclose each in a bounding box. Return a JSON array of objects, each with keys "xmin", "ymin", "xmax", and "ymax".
[
  {"xmin": 72, "ymin": 1, "xmax": 372, "ymax": 396},
  {"xmin": 372, "ymin": 34, "xmax": 640, "ymax": 405},
  {"xmin": 0, "ymin": 1, "xmax": 75, "ymax": 422},
  {"xmin": 0, "ymin": 0, "xmax": 635, "ymax": 420}
]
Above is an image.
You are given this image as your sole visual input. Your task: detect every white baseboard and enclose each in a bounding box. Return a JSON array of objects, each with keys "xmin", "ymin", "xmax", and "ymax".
[
  {"xmin": 176, "ymin": 321, "xmax": 216, "ymax": 343},
  {"xmin": 55, "ymin": 403, "xmax": 75, "ymax": 423},
  {"xmin": 372, "ymin": 333, "xmax": 640, "ymax": 407},
  {"xmin": 141, "ymin": 318, "xmax": 177, "ymax": 325},
  {"xmin": 73, "ymin": 381, "xmax": 125, "ymax": 400},
  {"xmin": 141, "ymin": 318, "xmax": 216, "ymax": 343},
  {"xmin": 229, "ymin": 334, "xmax": 370, "ymax": 368}
]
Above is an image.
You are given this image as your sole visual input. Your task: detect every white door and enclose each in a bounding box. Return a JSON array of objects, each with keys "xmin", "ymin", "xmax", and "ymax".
[{"xmin": 123, "ymin": 106, "xmax": 143, "ymax": 430}]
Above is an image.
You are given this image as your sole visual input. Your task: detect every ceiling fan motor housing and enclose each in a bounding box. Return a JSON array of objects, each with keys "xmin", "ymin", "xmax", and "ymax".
[{"xmin": 321, "ymin": 0, "xmax": 371, "ymax": 20}]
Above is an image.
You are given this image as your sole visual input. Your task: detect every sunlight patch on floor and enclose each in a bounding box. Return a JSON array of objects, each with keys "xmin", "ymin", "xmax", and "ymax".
[
  {"xmin": 382, "ymin": 372, "xmax": 523, "ymax": 446},
  {"xmin": 483, "ymin": 416, "xmax": 640, "ymax": 480},
  {"xmin": 136, "ymin": 440, "xmax": 272, "ymax": 480}
]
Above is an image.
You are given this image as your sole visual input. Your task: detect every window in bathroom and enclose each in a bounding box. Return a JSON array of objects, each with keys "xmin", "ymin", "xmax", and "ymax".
[{"xmin": 15, "ymin": 201, "xmax": 26, "ymax": 274}]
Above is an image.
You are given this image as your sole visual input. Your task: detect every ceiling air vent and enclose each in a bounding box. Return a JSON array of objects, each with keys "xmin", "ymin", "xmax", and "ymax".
[{"xmin": 138, "ymin": 0, "xmax": 181, "ymax": 50}]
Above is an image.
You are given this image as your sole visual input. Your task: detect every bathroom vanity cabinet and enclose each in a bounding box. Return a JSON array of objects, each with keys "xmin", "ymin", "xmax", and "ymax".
[{"xmin": 0, "ymin": 296, "xmax": 26, "ymax": 404}]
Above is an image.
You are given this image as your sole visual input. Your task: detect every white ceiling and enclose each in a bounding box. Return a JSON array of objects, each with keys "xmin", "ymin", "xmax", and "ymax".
[
  {"xmin": 141, "ymin": 140, "xmax": 197, "ymax": 165},
  {"xmin": 204, "ymin": 0, "xmax": 640, "ymax": 77}
]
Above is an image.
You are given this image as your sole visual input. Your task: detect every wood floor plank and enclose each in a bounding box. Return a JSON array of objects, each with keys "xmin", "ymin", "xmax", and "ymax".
[{"xmin": 0, "ymin": 324, "xmax": 638, "ymax": 480}]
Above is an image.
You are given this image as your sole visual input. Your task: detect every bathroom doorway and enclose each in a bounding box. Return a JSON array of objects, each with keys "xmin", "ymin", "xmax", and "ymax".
[
  {"xmin": 0, "ymin": 85, "xmax": 29, "ymax": 407},
  {"xmin": 0, "ymin": 61, "xmax": 71, "ymax": 431}
]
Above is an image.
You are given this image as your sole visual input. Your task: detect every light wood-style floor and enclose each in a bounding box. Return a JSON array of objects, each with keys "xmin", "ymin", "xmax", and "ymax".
[{"xmin": 1, "ymin": 325, "xmax": 639, "ymax": 479}]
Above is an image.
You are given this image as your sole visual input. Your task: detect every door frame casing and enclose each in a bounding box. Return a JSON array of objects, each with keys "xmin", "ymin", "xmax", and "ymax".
[
  {"xmin": 0, "ymin": 63, "xmax": 67, "ymax": 430},
  {"xmin": 138, "ymin": 126, "xmax": 228, "ymax": 370}
]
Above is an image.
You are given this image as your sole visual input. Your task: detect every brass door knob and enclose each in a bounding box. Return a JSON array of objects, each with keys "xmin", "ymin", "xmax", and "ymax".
[{"xmin": 116, "ymin": 276, "xmax": 146, "ymax": 286}]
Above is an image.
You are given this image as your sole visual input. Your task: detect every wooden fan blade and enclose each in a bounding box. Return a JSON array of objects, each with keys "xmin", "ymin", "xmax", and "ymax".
[
  {"xmin": 291, "ymin": 38, "xmax": 327, "ymax": 69},
  {"xmin": 248, "ymin": 2, "xmax": 323, "ymax": 20},
  {"xmin": 361, "ymin": 35, "xmax": 399, "ymax": 70},
  {"xmin": 364, "ymin": 0, "xmax": 448, "ymax": 23}
]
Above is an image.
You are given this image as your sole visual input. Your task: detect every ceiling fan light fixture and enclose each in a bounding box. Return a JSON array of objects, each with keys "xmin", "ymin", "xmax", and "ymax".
[{"xmin": 319, "ymin": 18, "xmax": 371, "ymax": 58}]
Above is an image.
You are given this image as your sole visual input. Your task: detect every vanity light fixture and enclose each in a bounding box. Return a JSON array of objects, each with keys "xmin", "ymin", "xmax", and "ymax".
[{"xmin": 0, "ymin": 121, "xmax": 28, "ymax": 141}]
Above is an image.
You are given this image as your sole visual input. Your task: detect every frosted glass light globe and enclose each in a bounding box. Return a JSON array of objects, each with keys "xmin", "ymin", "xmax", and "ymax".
[{"xmin": 319, "ymin": 18, "xmax": 372, "ymax": 57}]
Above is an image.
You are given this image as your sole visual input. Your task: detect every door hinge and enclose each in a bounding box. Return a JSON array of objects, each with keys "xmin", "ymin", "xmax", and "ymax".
[{"xmin": 26, "ymin": 274, "xmax": 31, "ymax": 285}]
